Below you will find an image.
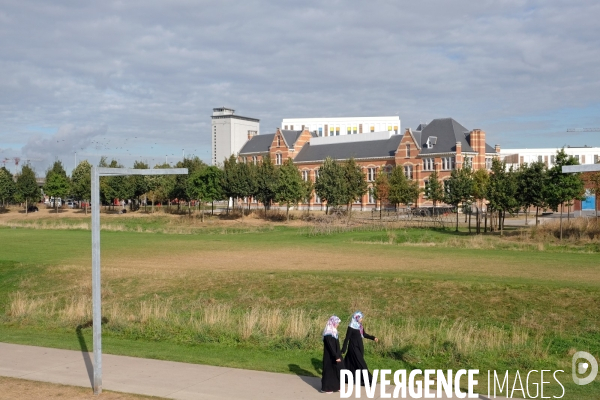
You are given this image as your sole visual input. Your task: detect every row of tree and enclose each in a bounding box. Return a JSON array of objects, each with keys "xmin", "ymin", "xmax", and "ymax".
[{"xmin": 1, "ymin": 149, "xmax": 595, "ymax": 232}]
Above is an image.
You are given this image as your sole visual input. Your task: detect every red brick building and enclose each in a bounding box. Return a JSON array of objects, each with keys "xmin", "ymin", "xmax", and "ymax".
[{"xmin": 239, "ymin": 118, "xmax": 500, "ymax": 210}]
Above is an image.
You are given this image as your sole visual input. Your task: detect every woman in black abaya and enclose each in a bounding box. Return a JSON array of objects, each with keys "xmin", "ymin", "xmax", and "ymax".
[
  {"xmin": 321, "ymin": 315, "xmax": 344, "ymax": 393},
  {"xmin": 341, "ymin": 311, "xmax": 378, "ymax": 386}
]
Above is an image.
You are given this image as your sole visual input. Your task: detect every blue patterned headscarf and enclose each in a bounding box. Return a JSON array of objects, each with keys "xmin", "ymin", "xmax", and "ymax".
[
  {"xmin": 349, "ymin": 311, "xmax": 364, "ymax": 337},
  {"xmin": 322, "ymin": 315, "xmax": 341, "ymax": 339}
]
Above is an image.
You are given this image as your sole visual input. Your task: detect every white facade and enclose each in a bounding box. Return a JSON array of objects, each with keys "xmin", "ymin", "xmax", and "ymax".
[
  {"xmin": 281, "ymin": 116, "xmax": 401, "ymax": 137},
  {"xmin": 211, "ymin": 107, "xmax": 260, "ymax": 166},
  {"xmin": 500, "ymin": 147, "xmax": 600, "ymax": 169}
]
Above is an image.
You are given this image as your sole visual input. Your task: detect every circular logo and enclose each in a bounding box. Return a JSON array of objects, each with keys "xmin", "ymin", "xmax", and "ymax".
[{"xmin": 572, "ymin": 351, "xmax": 598, "ymax": 386}]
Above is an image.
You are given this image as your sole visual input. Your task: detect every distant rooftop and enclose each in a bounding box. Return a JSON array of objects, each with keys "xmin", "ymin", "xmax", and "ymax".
[{"xmin": 310, "ymin": 131, "xmax": 395, "ymax": 146}]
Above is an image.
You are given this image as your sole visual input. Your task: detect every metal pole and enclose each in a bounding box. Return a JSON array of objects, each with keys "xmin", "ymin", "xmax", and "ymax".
[{"xmin": 91, "ymin": 166, "xmax": 102, "ymax": 395}]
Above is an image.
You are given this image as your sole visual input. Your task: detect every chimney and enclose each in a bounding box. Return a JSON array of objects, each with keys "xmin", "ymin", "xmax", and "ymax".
[
  {"xmin": 247, "ymin": 130, "xmax": 257, "ymax": 140},
  {"xmin": 495, "ymin": 144, "xmax": 501, "ymax": 153},
  {"xmin": 470, "ymin": 129, "xmax": 486, "ymax": 169},
  {"xmin": 455, "ymin": 141, "xmax": 462, "ymax": 168}
]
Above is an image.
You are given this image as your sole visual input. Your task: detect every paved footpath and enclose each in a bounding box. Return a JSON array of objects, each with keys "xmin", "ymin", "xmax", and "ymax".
[{"xmin": 0, "ymin": 342, "xmax": 509, "ymax": 399}]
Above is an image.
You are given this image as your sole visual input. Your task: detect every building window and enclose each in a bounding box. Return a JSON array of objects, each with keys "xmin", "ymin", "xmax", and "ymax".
[
  {"xmin": 406, "ymin": 144, "xmax": 411, "ymax": 158},
  {"xmin": 284, "ymin": 125, "xmax": 288, "ymax": 129},
  {"xmin": 423, "ymin": 157, "xmax": 434, "ymax": 171},
  {"xmin": 277, "ymin": 136, "xmax": 281, "ymax": 147},
  {"xmin": 442, "ymin": 157, "xmax": 455, "ymax": 170},
  {"xmin": 404, "ymin": 165, "xmax": 413, "ymax": 179},
  {"xmin": 551, "ymin": 155, "xmax": 556, "ymax": 165},
  {"xmin": 318, "ymin": 127, "xmax": 323, "ymax": 137},
  {"xmin": 315, "ymin": 169, "xmax": 320, "ymax": 180},
  {"xmin": 329, "ymin": 127, "xmax": 334, "ymax": 136},
  {"xmin": 394, "ymin": 126, "xmax": 398, "ymax": 134},
  {"xmin": 347, "ymin": 127, "xmax": 351, "ymax": 135},
  {"xmin": 302, "ymin": 170, "xmax": 309, "ymax": 181},
  {"xmin": 538, "ymin": 155, "xmax": 543, "ymax": 163},
  {"xmin": 370, "ymin": 126, "xmax": 375, "ymax": 132},
  {"xmin": 290, "ymin": 125, "xmax": 294, "ymax": 130},
  {"xmin": 336, "ymin": 127, "xmax": 340, "ymax": 136},
  {"xmin": 595, "ymin": 155, "xmax": 599, "ymax": 164},
  {"xmin": 423, "ymin": 180, "xmax": 429, "ymax": 198},
  {"xmin": 353, "ymin": 126, "xmax": 357, "ymax": 134},
  {"xmin": 276, "ymin": 153, "xmax": 282, "ymax": 165},
  {"xmin": 464, "ymin": 156, "xmax": 473, "ymax": 167},
  {"xmin": 582, "ymin": 155, "xmax": 586, "ymax": 164},
  {"xmin": 485, "ymin": 157, "xmax": 493, "ymax": 169},
  {"xmin": 368, "ymin": 189, "xmax": 375, "ymax": 204},
  {"xmin": 252, "ymin": 156, "xmax": 257, "ymax": 164},
  {"xmin": 367, "ymin": 167, "xmax": 376, "ymax": 182},
  {"xmin": 388, "ymin": 126, "xmax": 392, "ymax": 132},
  {"xmin": 315, "ymin": 193, "xmax": 321, "ymax": 203}
]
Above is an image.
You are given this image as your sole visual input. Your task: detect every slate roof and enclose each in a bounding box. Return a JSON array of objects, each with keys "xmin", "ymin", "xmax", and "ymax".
[
  {"xmin": 239, "ymin": 133, "xmax": 274, "ymax": 154},
  {"xmin": 418, "ymin": 118, "xmax": 475, "ymax": 155},
  {"xmin": 294, "ymin": 135, "xmax": 403, "ymax": 163}
]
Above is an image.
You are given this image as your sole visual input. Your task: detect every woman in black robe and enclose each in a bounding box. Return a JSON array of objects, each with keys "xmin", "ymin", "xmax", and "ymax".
[
  {"xmin": 341, "ymin": 311, "xmax": 378, "ymax": 386},
  {"xmin": 321, "ymin": 315, "xmax": 344, "ymax": 393}
]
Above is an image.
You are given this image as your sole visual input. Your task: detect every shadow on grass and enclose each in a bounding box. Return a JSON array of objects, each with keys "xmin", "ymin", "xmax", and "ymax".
[
  {"xmin": 76, "ymin": 317, "xmax": 108, "ymax": 388},
  {"xmin": 288, "ymin": 363, "xmax": 321, "ymax": 392}
]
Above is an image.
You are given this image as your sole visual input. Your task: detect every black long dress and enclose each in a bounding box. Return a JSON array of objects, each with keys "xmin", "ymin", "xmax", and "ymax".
[
  {"xmin": 341, "ymin": 326, "xmax": 376, "ymax": 386},
  {"xmin": 322, "ymin": 335, "xmax": 344, "ymax": 392}
]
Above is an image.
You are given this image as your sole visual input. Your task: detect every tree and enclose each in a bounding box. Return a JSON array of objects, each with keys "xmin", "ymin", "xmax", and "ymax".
[
  {"xmin": 301, "ymin": 177, "xmax": 314, "ymax": 216},
  {"xmin": 221, "ymin": 155, "xmax": 238, "ymax": 215},
  {"xmin": 146, "ymin": 163, "xmax": 174, "ymax": 213},
  {"xmin": 0, "ymin": 167, "xmax": 16, "ymax": 209},
  {"xmin": 471, "ymin": 168, "xmax": 489, "ymax": 234},
  {"xmin": 388, "ymin": 166, "xmax": 408, "ymax": 210},
  {"xmin": 172, "ymin": 157, "xmax": 206, "ymax": 214},
  {"xmin": 130, "ymin": 160, "xmax": 149, "ymax": 211},
  {"xmin": 487, "ymin": 159, "xmax": 519, "ymax": 235},
  {"xmin": 545, "ymin": 149, "xmax": 585, "ymax": 239},
  {"xmin": 583, "ymin": 171, "xmax": 600, "ymax": 219},
  {"xmin": 71, "ymin": 161, "xmax": 92, "ymax": 214},
  {"xmin": 100, "ymin": 159, "xmax": 133, "ymax": 210},
  {"xmin": 342, "ymin": 157, "xmax": 368, "ymax": 219},
  {"xmin": 315, "ymin": 157, "xmax": 347, "ymax": 214},
  {"xmin": 444, "ymin": 163, "xmax": 473, "ymax": 232},
  {"xmin": 372, "ymin": 170, "xmax": 390, "ymax": 220},
  {"xmin": 275, "ymin": 158, "xmax": 304, "ymax": 221},
  {"xmin": 44, "ymin": 160, "xmax": 70, "ymax": 213},
  {"xmin": 424, "ymin": 170, "xmax": 445, "ymax": 214},
  {"xmin": 255, "ymin": 157, "xmax": 278, "ymax": 217},
  {"xmin": 516, "ymin": 161, "xmax": 547, "ymax": 225},
  {"xmin": 15, "ymin": 165, "xmax": 41, "ymax": 215},
  {"xmin": 188, "ymin": 165, "xmax": 224, "ymax": 222},
  {"xmin": 44, "ymin": 172, "xmax": 70, "ymax": 214}
]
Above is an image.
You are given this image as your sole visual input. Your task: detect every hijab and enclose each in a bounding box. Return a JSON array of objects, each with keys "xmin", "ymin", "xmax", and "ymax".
[
  {"xmin": 322, "ymin": 315, "xmax": 341, "ymax": 339},
  {"xmin": 349, "ymin": 311, "xmax": 364, "ymax": 337}
]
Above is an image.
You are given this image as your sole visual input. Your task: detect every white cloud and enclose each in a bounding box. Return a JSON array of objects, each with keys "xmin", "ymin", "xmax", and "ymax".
[{"xmin": 0, "ymin": 0, "xmax": 599, "ymax": 172}]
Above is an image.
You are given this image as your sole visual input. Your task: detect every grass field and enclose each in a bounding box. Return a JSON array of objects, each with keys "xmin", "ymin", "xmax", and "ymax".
[{"xmin": 1, "ymin": 212, "xmax": 599, "ymax": 398}]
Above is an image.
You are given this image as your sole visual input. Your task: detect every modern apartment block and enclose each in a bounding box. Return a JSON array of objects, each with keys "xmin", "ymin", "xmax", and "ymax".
[
  {"xmin": 281, "ymin": 116, "xmax": 401, "ymax": 137},
  {"xmin": 211, "ymin": 107, "xmax": 260, "ymax": 166},
  {"xmin": 500, "ymin": 146, "xmax": 600, "ymax": 169},
  {"xmin": 239, "ymin": 118, "xmax": 500, "ymax": 209}
]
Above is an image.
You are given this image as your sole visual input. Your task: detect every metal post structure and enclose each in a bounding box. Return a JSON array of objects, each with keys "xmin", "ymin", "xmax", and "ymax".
[{"xmin": 91, "ymin": 167, "xmax": 188, "ymax": 395}]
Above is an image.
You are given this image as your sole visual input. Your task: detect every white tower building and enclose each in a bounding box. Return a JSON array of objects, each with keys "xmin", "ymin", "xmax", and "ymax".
[{"xmin": 211, "ymin": 107, "xmax": 260, "ymax": 165}]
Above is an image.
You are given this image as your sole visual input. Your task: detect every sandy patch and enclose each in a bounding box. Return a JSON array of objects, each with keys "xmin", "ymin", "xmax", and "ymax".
[{"xmin": 0, "ymin": 376, "xmax": 163, "ymax": 400}]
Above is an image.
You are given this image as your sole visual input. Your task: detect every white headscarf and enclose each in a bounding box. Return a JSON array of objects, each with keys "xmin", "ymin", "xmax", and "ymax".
[
  {"xmin": 349, "ymin": 311, "xmax": 364, "ymax": 337},
  {"xmin": 322, "ymin": 315, "xmax": 341, "ymax": 339}
]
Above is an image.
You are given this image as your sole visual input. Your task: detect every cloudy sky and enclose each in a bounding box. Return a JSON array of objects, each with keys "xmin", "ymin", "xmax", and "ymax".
[{"xmin": 1, "ymin": 0, "xmax": 599, "ymax": 174}]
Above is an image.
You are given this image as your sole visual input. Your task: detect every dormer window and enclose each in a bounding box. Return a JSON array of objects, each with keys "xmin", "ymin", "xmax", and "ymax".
[{"xmin": 426, "ymin": 136, "xmax": 437, "ymax": 149}]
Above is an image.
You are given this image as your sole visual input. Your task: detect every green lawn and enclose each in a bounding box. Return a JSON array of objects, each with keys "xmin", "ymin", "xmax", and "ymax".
[{"xmin": 1, "ymin": 223, "xmax": 599, "ymax": 398}]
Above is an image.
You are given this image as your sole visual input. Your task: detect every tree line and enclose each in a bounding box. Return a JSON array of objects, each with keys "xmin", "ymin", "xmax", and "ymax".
[{"xmin": 0, "ymin": 149, "xmax": 596, "ymax": 232}]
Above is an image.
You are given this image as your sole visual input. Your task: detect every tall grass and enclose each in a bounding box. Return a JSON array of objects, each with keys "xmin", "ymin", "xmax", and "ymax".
[{"xmin": 5, "ymin": 292, "xmax": 548, "ymax": 362}]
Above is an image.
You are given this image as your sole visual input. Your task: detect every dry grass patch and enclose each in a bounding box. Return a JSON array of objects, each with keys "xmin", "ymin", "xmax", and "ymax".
[{"xmin": 0, "ymin": 376, "xmax": 165, "ymax": 400}]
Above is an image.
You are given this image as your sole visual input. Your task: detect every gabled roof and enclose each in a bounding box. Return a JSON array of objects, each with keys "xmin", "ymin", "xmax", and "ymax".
[
  {"xmin": 294, "ymin": 135, "xmax": 403, "ymax": 163},
  {"xmin": 419, "ymin": 118, "xmax": 474, "ymax": 155},
  {"xmin": 239, "ymin": 133, "xmax": 274, "ymax": 154},
  {"xmin": 280, "ymin": 130, "xmax": 303, "ymax": 148}
]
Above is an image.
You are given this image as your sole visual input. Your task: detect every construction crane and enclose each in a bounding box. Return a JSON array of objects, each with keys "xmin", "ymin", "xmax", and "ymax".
[{"xmin": 567, "ymin": 128, "xmax": 600, "ymax": 132}]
